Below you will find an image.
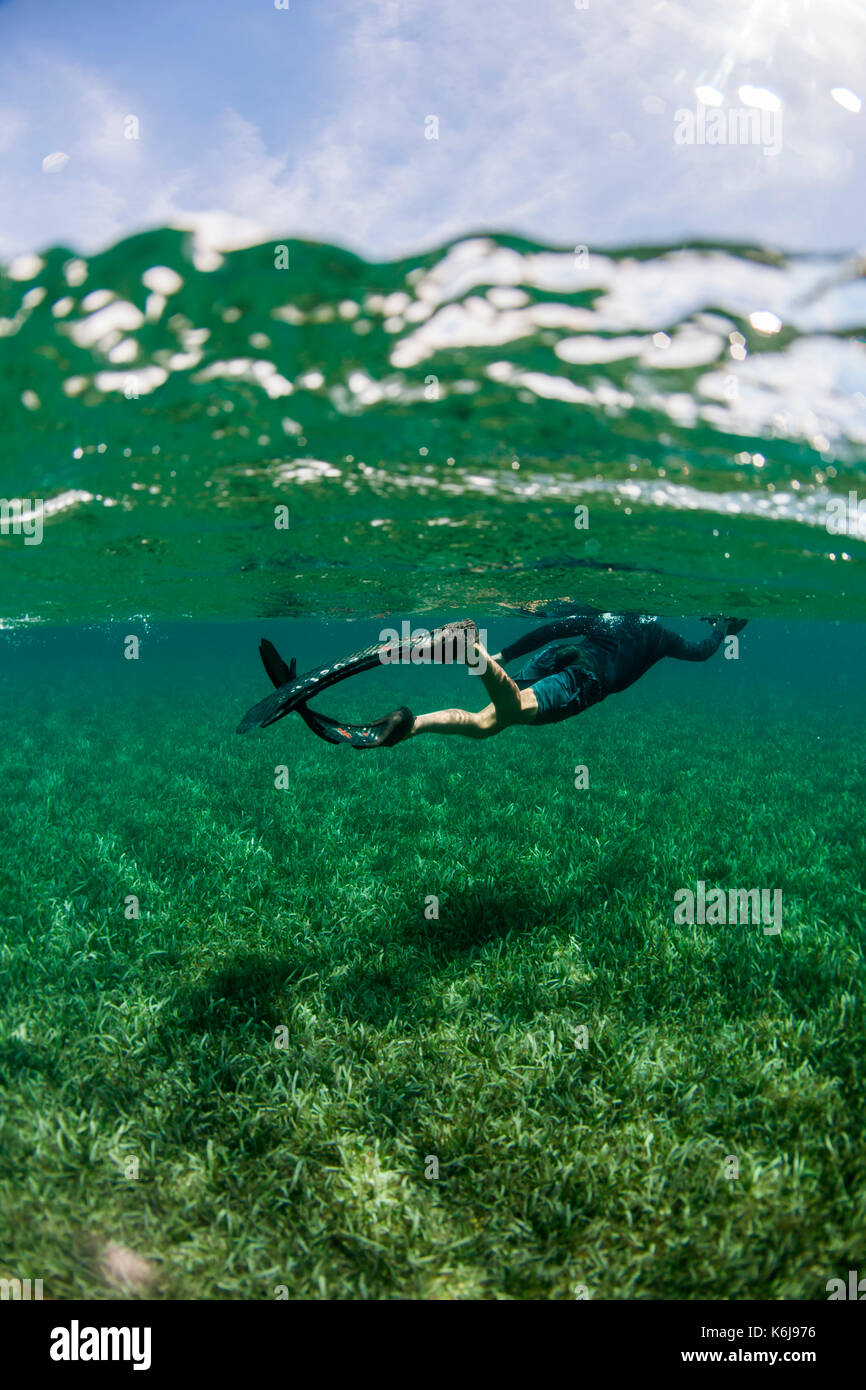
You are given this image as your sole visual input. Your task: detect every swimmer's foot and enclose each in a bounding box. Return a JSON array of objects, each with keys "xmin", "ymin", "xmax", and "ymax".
[
  {"xmin": 414, "ymin": 619, "xmax": 478, "ymax": 664},
  {"xmin": 354, "ymin": 705, "xmax": 415, "ymax": 749}
]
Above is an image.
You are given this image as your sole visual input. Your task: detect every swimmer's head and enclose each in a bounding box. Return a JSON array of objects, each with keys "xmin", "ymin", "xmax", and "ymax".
[{"xmin": 553, "ymin": 644, "xmax": 584, "ymax": 670}]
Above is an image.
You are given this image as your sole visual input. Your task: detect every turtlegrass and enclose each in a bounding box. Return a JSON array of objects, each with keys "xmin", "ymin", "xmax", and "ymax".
[{"xmin": 0, "ymin": 667, "xmax": 864, "ymax": 1300}]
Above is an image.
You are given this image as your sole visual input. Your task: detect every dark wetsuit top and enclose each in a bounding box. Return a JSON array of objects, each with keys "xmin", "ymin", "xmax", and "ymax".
[{"xmin": 501, "ymin": 612, "xmax": 725, "ymax": 725}]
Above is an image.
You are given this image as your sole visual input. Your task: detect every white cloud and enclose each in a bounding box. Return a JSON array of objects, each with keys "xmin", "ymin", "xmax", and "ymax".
[{"xmin": 0, "ymin": 0, "xmax": 864, "ymax": 263}]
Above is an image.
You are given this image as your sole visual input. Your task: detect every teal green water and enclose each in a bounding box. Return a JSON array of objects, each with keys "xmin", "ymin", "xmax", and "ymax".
[
  {"xmin": 1, "ymin": 229, "xmax": 865, "ymax": 1299},
  {"xmin": 1, "ymin": 229, "xmax": 864, "ymax": 626}
]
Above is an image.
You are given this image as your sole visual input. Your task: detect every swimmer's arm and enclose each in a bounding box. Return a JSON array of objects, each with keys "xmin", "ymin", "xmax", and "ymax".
[
  {"xmin": 497, "ymin": 614, "xmax": 596, "ymax": 665},
  {"xmin": 662, "ymin": 622, "xmax": 726, "ymax": 661}
]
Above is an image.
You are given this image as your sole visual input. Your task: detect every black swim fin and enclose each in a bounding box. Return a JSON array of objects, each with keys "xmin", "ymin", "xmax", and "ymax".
[
  {"xmin": 237, "ymin": 620, "xmax": 475, "ymax": 734},
  {"xmin": 259, "ymin": 638, "xmax": 296, "ymax": 687},
  {"xmin": 295, "ymin": 703, "xmax": 414, "ymax": 749},
  {"xmin": 238, "ymin": 637, "xmax": 393, "ymax": 733},
  {"xmin": 256, "ymin": 636, "xmax": 413, "ymax": 749}
]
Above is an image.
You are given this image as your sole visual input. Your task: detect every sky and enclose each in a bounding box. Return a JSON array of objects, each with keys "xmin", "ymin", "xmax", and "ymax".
[{"xmin": 0, "ymin": 0, "xmax": 863, "ymax": 262}]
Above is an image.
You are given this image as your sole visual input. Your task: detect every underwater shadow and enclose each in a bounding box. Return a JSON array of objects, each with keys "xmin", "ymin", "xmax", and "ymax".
[
  {"xmin": 315, "ymin": 885, "xmax": 587, "ymax": 1026},
  {"xmin": 395, "ymin": 882, "xmax": 578, "ymax": 963},
  {"xmin": 163, "ymin": 950, "xmax": 322, "ymax": 1036}
]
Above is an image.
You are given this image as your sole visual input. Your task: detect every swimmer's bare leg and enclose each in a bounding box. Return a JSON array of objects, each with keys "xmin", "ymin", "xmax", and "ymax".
[{"xmin": 409, "ymin": 635, "xmax": 538, "ymax": 740}]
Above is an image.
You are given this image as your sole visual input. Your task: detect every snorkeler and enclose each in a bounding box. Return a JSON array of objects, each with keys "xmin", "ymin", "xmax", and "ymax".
[
  {"xmin": 237, "ymin": 611, "xmax": 746, "ymax": 749},
  {"xmin": 403, "ymin": 611, "xmax": 746, "ymax": 743}
]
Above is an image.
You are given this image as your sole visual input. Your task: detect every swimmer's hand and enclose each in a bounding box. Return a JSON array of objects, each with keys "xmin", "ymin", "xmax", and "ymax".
[{"xmin": 701, "ymin": 615, "xmax": 747, "ymax": 635}]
